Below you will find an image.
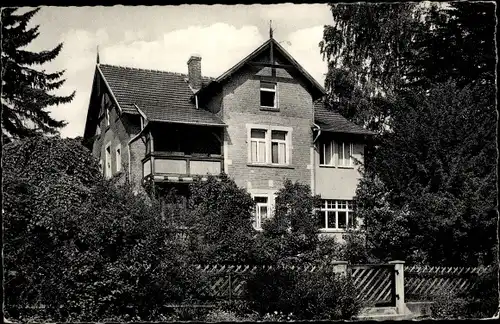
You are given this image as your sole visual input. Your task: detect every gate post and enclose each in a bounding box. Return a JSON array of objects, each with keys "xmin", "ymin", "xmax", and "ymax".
[
  {"xmin": 333, "ymin": 261, "xmax": 348, "ymax": 276},
  {"xmin": 389, "ymin": 260, "xmax": 406, "ymax": 315}
]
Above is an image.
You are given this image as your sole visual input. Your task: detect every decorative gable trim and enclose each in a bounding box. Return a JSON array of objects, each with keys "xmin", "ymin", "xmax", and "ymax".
[
  {"xmin": 97, "ymin": 65, "xmax": 123, "ymax": 114},
  {"xmin": 201, "ymin": 39, "xmax": 325, "ymax": 99}
]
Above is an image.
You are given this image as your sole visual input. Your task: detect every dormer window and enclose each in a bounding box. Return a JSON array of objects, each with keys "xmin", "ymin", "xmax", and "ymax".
[{"xmin": 260, "ymin": 81, "xmax": 277, "ymax": 109}]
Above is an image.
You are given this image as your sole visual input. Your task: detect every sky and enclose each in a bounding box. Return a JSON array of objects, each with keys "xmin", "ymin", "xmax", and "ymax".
[{"xmin": 22, "ymin": 4, "xmax": 335, "ymax": 138}]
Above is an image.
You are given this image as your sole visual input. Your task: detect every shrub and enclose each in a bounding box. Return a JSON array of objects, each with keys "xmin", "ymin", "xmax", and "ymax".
[
  {"xmin": 253, "ymin": 179, "xmax": 321, "ymax": 265},
  {"xmin": 3, "ymin": 137, "xmax": 205, "ymax": 321},
  {"xmin": 430, "ymin": 265, "xmax": 498, "ymax": 319},
  {"xmin": 430, "ymin": 291, "xmax": 469, "ymax": 319},
  {"xmin": 245, "ymin": 266, "xmax": 362, "ymax": 320},
  {"xmin": 185, "ymin": 174, "xmax": 256, "ymax": 264}
]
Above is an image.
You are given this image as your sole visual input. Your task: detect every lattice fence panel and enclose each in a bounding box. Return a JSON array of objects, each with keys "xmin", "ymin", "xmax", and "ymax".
[
  {"xmin": 404, "ymin": 265, "xmax": 490, "ymax": 301},
  {"xmin": 350, "ymin": 264, "xmax": 394, "ymax": 306},
  {"xmin": 194, "ymin": 263, "xmax": 347, "ymax": 301}
]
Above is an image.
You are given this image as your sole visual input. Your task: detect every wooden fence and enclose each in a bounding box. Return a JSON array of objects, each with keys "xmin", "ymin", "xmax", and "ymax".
[
  {"xmin": 194, "ymin": 262, "xmax": 490, "ymax": 309},
  {"xmin": 404, "ymin": 265, "xmax": 490, "ymax": 301},
  {"xmin": 194, "ymin": 263, "xmax": 348, "ymax": 301}
]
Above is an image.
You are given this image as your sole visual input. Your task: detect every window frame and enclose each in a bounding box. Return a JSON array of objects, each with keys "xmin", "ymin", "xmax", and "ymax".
[
  {"xmin": 250, "ymin": 129, "xmax": 268, "ymax": 164},
  {"xmin": 247, "ymin": 124, "xmax": 292, "ymax": 166},
  {"xmin": 319, "ymin": 139, "xmax": 335, "ymax": 166},
  {"xmin": 115, "ymin": 144, "xmax": 122, "ymax": 173},
  {"xmin": 318, "ymin": 199, "xmax": 356, "ymax": 231},
  {"xmin": 253, "ymin": 194, "xmax": 271, "ymax": 231},
  {"xmin": 260, "ymin": 81, "xmax": 277, "ymax": 109},
  {"xmin": 337, "ymin": 141, "xmax": 354, "ymax": 167},
  {"xmin": 104, "ymin": 142, "xmax": 112, "ymax": 179}
]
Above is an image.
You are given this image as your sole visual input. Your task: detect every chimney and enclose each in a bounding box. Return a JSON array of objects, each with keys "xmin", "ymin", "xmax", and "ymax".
[{"xmin": 187, "ymin": 54, "xmax": 202, "ymax": 91}]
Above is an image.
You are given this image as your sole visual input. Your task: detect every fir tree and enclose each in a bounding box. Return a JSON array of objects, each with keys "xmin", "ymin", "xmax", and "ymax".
[{"xmin": 1, "ymin": 7, "xmax": 75, "ymax": 140}]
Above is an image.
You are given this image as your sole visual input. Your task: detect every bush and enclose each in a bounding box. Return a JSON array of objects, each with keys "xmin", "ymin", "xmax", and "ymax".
[
  {"xmin": 430, "ymin": 291, "xmax": 469, "ymax": 319},
  {"xmin": 185, "ymin": 174, "xmax": 256, "ymax": 264},
  {"xmin": 430, "ymin": 265, "xmax": 498, "ymax": 319},
  {"xmin": 3, "ymin": 137, "xmax": 206, "ymax": 321},
  {"xmin": 245, "ymin": 266, "xmax": 362, "ymax": 320}
]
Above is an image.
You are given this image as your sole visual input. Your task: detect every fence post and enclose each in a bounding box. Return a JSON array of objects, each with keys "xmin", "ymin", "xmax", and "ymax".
[
  {"xmin": 333, "ymin": 261, "xmax": 348, "ymax": 276},
  {"xmin": 389, "ymin": 260, "xmax": 406, "ymax": 315}
]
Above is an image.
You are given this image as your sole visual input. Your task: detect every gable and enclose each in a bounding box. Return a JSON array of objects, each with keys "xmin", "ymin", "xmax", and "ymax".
[{"xmin": 198, "ymin": 39, "xmax": 325, "ymax": 101}]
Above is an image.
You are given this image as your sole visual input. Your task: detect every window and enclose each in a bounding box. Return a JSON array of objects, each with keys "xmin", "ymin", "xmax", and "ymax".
[
  {"xmin": 337, "ymin": 142, "xmax": 353, "ymax": 167},
  {"xmin": 253, "ymin": 196, "xmax": 270, "ymax": 230},
  {"xmin": 260, "ymin": 81, "xmax": 277, "ymax": 108},
  {"xmin": 250, "ymin": 129, "xmax": 267, "ymax": 163},
  {"xmin": 318, "ymin": 199, "xmax": 355, "ymax": 230},
  {"xmin": 319, "ymin": 139, "xmax": 354, "ymax": 167},
  {"xmin": 105, "ymin": 108, "xmax": 110, "ymax": 127},
  {"xmin": 115, "ymin": 144, "xmax": 122, "ymax": 173},
  {"xmin": 99, "ymin": 159, "xmax": 103, "ymax": 175},
  {"xmin": 271, "ymin": 130, "xmax": 287, "ymax": 164},
  {"xmin": 319, "ymin": 139, "xmax": 335, "ymax": 166},
  {"xmin": 248, "ymin": 125, "xmax": 291, "ymax": 166},
  {"xmin": 104, "ymin": 143, "xmax": 112, "ymax": 179}
]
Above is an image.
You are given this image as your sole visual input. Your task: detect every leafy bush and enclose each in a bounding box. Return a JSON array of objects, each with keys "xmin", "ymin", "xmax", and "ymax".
[
  {"xmin": 185, "ymin": 174, "xmax": 256, "ymax": 264},
  {"xmin": 253, "ymin": 179, "xmax": 321, "ymax": 264},
  {"xmin": 3, "ymin": 136, "xmax": 206, "ymax": 321},
  {"xmin": 430, "ymin": 265, "xmax": 498, "ymax": 319},
  {"xmin": 430, "ymin": 291, "xmax": 469, "ymax": 319},
  {"xmin": 245, "ymin": 266, "xmax": 361, "ymax": 320}
]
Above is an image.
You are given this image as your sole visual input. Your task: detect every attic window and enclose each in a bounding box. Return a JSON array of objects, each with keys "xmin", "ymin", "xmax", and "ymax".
[{"xmin": 260, "ymin": 81, "xmax": 277, "ymax": 109}]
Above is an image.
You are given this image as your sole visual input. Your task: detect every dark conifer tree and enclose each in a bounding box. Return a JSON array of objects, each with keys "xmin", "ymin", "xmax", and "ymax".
[{"xmin": 1, "ymin": 7, "xmax": 75, "ymax": 140}]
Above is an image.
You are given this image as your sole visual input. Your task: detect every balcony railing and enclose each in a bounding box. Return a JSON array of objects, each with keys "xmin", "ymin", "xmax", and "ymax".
[{"xmin": 143, "ymin": 151, "xmax": 223, "ymax": 180}]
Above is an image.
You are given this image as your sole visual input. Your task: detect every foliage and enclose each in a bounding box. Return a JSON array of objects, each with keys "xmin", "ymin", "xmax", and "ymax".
[
  {"xmin": 1, "ymin": 7, "xmax": 75, "ymax": 140},
  {"xmin": 357, "ymin": 81, "xmax": 497, "ymax": 266},
  {"xmin": 430, "ymin": 291, "xmax": 469, "ymax": 319},
  {"xmin": 246, "ymin": 267, "xmax": 361, "ymax": 320},
  {"xmin": 253, "ymin": 179, "xmax": 321, "ymax": 264},
  {"xmin": 431, "ymin": 265, "xmax": 499, "ymax": 318},
  {"xmin": 3, "ymin": 136, "xmax": 205, "ymax": 321},
  {"xmin": 464, "ymin": 265, "xmax": 499, "ymax": 318},
  {"xmin": 184, "ymin": 173, "xmax": 256, "ymax": 264},
  {"xmin": 321, "ymin": 2, "xmax": 495, "ymax": 96}
]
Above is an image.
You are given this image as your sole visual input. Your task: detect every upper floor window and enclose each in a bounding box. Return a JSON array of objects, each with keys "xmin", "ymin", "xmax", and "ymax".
[
  {"xmin": 101, "ymin": 93, "xmax": 112, "ymax": 127},
  {"xmin": 104, "ymin": 143, "xmax": 112, "ymax": 179},
  {"xmin": 318, "ymin": 199, "xmax": 356, "ymax": 231},
  {"xmin": 248, "ymin": 125, "xmax": 291, "ymax": 166},
  {"xmin": 260, "ymin": 81, "xmax": 277, "ymax": 108},
  {"xmin": 250, "ymin": 129, "xmax": 267, "ymax": 163},
  {"xmin": 271, "ymin": 130, "xmax": 287, "ymax": 164},
  {"xmin": 115, "ymin": 144, "xmax": 122, "ymax": 173},
  {"xmin": 337, "ymin": 142, "xmax": 353, "ymax": 167},
  {"xmin": 319, "ymin": 139, "xmax": 354, "ymax": 167}
]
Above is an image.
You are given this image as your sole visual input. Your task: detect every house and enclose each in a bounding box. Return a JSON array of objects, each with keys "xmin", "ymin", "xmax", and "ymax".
[{"xmin": 83, "ymin": 34, "xmax": 374, "ymax": 240}]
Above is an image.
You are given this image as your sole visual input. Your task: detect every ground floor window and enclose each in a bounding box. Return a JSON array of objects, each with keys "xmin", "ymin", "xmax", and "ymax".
[
  {"xmin": 318, "ymin": 199, "xmax": 355, "ymax": 230},
  {"xmin": 253, "ymin": 196, "xmax": 270, "ymax": 230}
]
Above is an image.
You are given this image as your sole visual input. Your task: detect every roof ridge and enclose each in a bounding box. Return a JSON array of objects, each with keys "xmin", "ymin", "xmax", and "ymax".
[{"xmin": 99, "ymin": 63, "xmax": 215, "ymax": 80}]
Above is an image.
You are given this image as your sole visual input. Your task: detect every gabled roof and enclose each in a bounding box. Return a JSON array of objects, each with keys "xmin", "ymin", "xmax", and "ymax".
[
  {"xmin": 98, "ymin": 64, "xmax": 224, "ymax": 126},
  {"xmin": 314, "ymin": 101, "xmax": 375, "ymax": 136},
  {"xmin": 198, "ymin": 38, "xmax": 326, "ymax": 100}
]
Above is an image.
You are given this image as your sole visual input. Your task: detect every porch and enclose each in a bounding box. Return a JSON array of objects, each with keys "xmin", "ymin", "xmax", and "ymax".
[{"xmin": 142, "ymin": 122, "xmax": 224, "ymax": 182}]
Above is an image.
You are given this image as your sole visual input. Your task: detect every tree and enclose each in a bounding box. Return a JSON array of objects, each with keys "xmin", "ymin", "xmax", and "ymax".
[
  {"xmin": 184, "ymin": 174, "xmax": 256, "ymax": 264},
  {"xmin": 356, "ymin": 81, "xmax": 497, "ymax": 266},
  {"xmin": 3, "ymin": 136, "xmax": 203, "ymax": 321},
  {"xmin": 1, "ymin": 7, "xmax": 75, "ymax": 140},
  {"xmin": 319, "ymin": 2, "xmax": 496, "ymax": 129},
  {"xmin": 253, "ymin": 180, "xmax": 321, "ymax": 265}
]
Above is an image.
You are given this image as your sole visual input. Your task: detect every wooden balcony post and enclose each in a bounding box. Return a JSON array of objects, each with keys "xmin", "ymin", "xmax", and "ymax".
[{"xmin": 389, "ymin": 260, "xmax": 406, "ymax": 315}]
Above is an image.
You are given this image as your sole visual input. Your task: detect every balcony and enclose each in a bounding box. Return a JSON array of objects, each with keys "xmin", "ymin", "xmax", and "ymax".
[{"xmin": 143, "ymin": 152, "xmax": 223, "ymax": 182}]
